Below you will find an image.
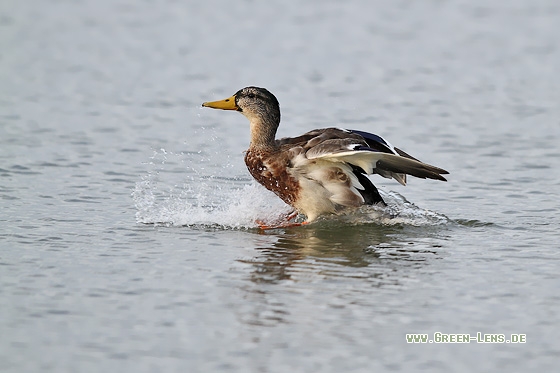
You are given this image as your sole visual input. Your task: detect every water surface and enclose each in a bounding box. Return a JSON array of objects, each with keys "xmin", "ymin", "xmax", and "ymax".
[{"xmin": 1, "ymin": 0, "xmax": 559, "ymax": 372}]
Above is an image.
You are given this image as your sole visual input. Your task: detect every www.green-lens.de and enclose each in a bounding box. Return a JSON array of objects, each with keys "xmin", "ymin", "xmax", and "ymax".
[{"xmin": 406, "ymin": 332, "xmax": 526, "ymax": 343}]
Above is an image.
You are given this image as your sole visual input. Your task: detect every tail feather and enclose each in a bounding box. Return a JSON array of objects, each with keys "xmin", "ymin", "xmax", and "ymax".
[
  {"xmin": 377, "ymin": 157, "xmax": 448, "ymax": 181},
  {"xmin": 351, "ymin": 166, "xmax": 386, "ymax": 205}
]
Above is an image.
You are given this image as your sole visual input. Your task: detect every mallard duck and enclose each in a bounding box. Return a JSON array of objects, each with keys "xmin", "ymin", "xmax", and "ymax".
[{"xmin": 202, "ymin": 86, "xmax": 448, "ymax": 226}]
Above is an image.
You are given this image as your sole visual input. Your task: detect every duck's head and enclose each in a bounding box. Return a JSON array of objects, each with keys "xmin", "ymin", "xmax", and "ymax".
[{"xmin": 202, "ymin": 87, "xmax": 281, "ymax": 141}]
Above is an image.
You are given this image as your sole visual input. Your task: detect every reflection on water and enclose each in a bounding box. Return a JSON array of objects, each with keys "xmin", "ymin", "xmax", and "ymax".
[
  {"xmin": 235, "ymin": 224, "xmax": 445, "ymax": 327},
  {"xmin": 240, "ymin": 224, "xmax": 444, "ymax": 284}
]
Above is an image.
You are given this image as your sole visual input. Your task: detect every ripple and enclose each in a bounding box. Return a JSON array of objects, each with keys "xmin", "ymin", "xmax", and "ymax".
[
  {"xmin": 45, "ymin": 309, "xmax": 70, "ymax": 315},
  {"xmin": 454, "ymin": 219, "xmax": 496, "ymax": 228},
  {"xmin": 63, "ymin": 199, "xmax": 101, "ymax": 204}
]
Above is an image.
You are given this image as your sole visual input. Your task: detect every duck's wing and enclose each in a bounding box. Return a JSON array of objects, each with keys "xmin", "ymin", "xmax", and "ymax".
[
  {"xmin": 281, "ymin": 128, "xmax": 448, "ymax": 185},
  {"xmin": 277, "ymin": 128, "xmax": 361, "ymax": 147},
  {"xmin": 308, "ymin": 149, "xmax": 448, "ymax": 183}
]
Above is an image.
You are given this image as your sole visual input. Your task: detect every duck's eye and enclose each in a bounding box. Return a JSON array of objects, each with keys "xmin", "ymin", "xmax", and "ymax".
[{"xmin": 247, "ymin": 93, "xmax": 255, "ymax": 99}]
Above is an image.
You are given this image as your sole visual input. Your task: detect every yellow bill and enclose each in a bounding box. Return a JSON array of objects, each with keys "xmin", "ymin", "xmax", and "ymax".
[{"xmin": 202, "ymin": 95, "xmax": 238, "ymax": 110}]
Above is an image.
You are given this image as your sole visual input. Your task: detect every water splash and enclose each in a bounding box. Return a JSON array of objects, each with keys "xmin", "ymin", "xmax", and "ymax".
[
  {"xmin": 132, "ymin": 149, "xmax": 451, "ymax": 229},
  {"xmin": 132, "ymin": 148, "xmax": 289, "ymax": 228},
  {"xmin": 348, "ymin": 191, "xmax": 451, "ymax": 227},
  {"xmin": 133, "ymin": 177, "xmax": 292, "ymax": 229}
]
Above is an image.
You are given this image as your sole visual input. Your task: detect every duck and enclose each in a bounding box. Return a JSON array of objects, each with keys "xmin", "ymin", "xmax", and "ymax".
[{"xmin": 202, "ymin": 86, "xmax": 448, "ymax": 227}]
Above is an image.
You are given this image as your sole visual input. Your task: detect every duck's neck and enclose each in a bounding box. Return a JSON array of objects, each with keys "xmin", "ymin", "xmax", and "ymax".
[
  {"xmin": 245, "ymin": 109, "xmax": 280, "ymax": 150},
  {"xmin": 249, "ymin": 120, "xmax": 277, "ymax": 149}
]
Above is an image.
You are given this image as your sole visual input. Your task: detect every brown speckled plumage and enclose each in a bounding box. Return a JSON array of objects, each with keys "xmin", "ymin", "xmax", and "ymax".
[{"xmin": 244, "ymin": 149, "xmax": 300, "ymax": 206}]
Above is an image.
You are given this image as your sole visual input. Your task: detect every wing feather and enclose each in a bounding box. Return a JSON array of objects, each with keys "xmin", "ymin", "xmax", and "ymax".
[
  {"xmin": 308, "ymin": 151, "xmax": 448, "ymax": 183},
  {"xmin": 279, "ymin": 127, "xmax": 448, "ymax": 185}
]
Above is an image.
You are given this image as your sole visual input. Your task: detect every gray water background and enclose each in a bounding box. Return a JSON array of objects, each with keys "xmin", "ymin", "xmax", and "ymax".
[{"xmin": 1, "ymin": 0, "xmax": 559, "ymax": 372}]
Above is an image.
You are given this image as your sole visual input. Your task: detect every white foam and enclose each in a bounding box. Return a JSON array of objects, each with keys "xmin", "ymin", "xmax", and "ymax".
[
  {"xmin": 133, "ymin": 174, "xmax": 291, "ymax": 229},
  {"xmin": 361, "ymin": 191, "xmax": 450, "ymax": 226}
]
